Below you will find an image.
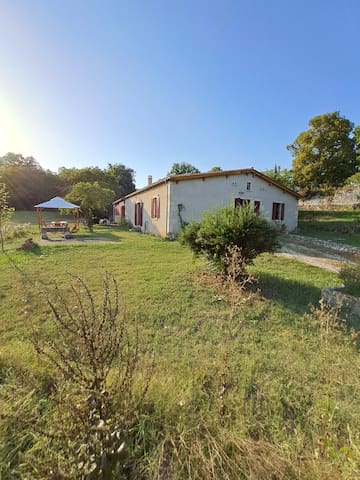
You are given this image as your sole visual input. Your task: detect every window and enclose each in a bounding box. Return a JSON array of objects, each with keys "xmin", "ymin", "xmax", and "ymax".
[
  {"xmin": 151, "ymin": 196, "xmax": 160, "ymax": 219},
  {"xmin": 134, "ymin": 202, "xmax": 143, "ymax": 226},
  {"xmin": 272, "ymin": 202, "xmax": 285, "ymax": 221},
  {"xmin": 235, "ymin": 198, "xmax": 260, "ymax": 214},
  {"xmin": 234, "ymin": 198, "xmax": 249, "ymax": 208},
  {"xmin": 246, "ymin": 181, "xmax": 251, "ymax": 191}
]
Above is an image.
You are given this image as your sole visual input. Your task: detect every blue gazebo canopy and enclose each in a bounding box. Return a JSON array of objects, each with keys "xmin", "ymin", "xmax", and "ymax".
[{"xmin": 34, "ymin": 196, "xmax": 79, "ymax": 209}]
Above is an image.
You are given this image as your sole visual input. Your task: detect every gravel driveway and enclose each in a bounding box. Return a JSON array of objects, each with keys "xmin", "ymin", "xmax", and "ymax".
[{"xmin": 277, "ymin": 234, "xmax": 360, "ymax": 273}]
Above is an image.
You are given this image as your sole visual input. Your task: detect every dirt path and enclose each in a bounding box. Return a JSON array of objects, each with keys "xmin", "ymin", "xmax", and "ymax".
[
  {"xmin": 277, "ymin": 234, "xmax": 360, "ymax": 273},
  {"xmin": 38, "ymin": 236, "xmax": 118, "ymax": 246}
]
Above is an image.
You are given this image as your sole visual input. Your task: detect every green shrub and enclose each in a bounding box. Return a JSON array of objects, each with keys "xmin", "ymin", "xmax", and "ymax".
[
  {"xmin": 116, "ymin": 217, "xmax": 133, "ymax": 229},
  {"xmin": 179, "ymin": 205, "xmax": 280, "ymax": 276},
  {"xmin": 339, "ymin": 263, "xmax": 360, "ymax": 296}
]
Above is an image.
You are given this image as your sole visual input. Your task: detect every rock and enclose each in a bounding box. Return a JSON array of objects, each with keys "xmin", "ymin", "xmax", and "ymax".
[{"xmin": 321, "ymin": 286, "xmax": 360, "ymax": 319}]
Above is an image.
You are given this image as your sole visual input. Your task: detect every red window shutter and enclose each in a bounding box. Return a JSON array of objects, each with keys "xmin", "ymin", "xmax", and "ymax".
[
  {"xmin": 135, "ymin": 202, "xmax": 143, "ymax": 225},
  {"xmin": 254, "ymin": 201, "xmax": 260, "ymax": 214},
  {"xmin": 234, "ymin": 198, "xmax": 241, "ymax": 208},
  {"xmin": 280, "ymin": 203, "xmax": 285, "ymax": 221},
  {"xmin": 151, "ymin": 197, "xmax": 160, "ymax": 218},
  {"xmin": 156, "ymin": 197, "xmax": 160, "ymax": 218},
  {"xmin": 272, "ymin": 203, "xmax": 277, "ymax": 220}
]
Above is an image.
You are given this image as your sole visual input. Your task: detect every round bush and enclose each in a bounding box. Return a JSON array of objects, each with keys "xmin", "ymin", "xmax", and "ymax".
[{"xmin": 179, "ymin": 205, "xmax": 280, "ymax": 275}]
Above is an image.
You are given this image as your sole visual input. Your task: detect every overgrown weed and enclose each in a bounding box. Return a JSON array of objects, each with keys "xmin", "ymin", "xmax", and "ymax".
[
  {"xmin": 1, "ymin": 273, "xmax": 153, "ymax": 479},
  {"xmin": 300, "ymin": 301, "xmax": 360, "ymax": 475}
]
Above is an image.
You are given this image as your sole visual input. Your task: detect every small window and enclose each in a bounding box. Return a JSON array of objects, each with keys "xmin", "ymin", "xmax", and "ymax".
[
  {"xmin": 134, "ymin": 202, "xmax": 143, "ymax": 226},
  {"xmin": 246, "ymin": 181, "xmax": 251, "ymax": 191},
  {"xmin": 272, "ymin": 202, "xmax": 285, "ymax": 221},
  {"xmin": 151, "ymin": 197, "xmax": 160, "ymax": 219}
]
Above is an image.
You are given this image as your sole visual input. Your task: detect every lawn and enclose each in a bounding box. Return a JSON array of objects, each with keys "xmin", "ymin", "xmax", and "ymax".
[
  {"xmin": 10, "ymin": 209, "xmax": 75, "ymax": 225},
  {"xmin": 1, "ymin": 212, "xmax": 359, "ymax": 479},
  {"xmin": 298, "ymin": 210, "xmax": 360, "ymax": 246},
  {"xmin": 4, "ymin": 210, "xmax": 124, "ymax": 247}
]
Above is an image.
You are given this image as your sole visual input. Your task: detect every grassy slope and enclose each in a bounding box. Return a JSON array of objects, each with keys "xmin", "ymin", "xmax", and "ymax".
[
  {"xmin": 298, "ymin": 210, "xmax": 360, "ymax": 246},
  {"xmin": 1, "ymin": 213, "xmax": 360, "ymax": 478}
]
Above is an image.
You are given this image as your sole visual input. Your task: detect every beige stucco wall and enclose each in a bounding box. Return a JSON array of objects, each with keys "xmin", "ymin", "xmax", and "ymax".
[
  {"xmin": 168, "ymin": 173, "xmax": 298, "ymax": 234},
  {"xmin": 119, "ymin": 182, "xmax": 169, "ymax": 236}
]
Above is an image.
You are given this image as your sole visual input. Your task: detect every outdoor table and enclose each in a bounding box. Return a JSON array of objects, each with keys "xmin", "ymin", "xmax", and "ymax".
[{"xmin": 41, "ymin": 224, "xmax": 71, "ymax": 240}]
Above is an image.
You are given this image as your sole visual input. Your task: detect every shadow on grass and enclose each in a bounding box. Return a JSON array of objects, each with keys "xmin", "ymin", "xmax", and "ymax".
[
  {"xmin": 32, "ymin": 229, "xmax": 122, "ymax": 244},
  {"xmin": 13, "ymin": 239, "xmax": 43, "ymax": 256},
  {"xmin": 257, "ymin": 271, "xmax": 321, "ymax": 315},
  {"xmin": 21, "ymin": 244, "xmax": 43, "ymax": 256},
  {"xmin": 73, "ymin": 226, "xmax": 124, "ymax": 243},
  {"xmin": 72, "ymin": 231, "xmax": 122, "ymax": 242}
]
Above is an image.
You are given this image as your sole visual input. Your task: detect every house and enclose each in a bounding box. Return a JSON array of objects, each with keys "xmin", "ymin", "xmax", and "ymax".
[{"xmin": 113, "ymin": 168, "xmax": 301, "ymax": 237}]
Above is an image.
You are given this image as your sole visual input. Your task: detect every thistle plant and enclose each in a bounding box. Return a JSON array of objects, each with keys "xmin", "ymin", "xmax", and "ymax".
[{"xmin": 31, "ymin": 273, "xmax": 153, "ymax": 479}]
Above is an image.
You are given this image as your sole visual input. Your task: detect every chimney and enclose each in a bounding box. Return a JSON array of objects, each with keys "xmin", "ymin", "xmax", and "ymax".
[{"xmin": 148, "ymin": 175, "xmax": 153, "ymax": 185}]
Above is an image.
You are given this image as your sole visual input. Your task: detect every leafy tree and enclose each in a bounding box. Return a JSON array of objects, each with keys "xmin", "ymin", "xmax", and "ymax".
[
  {"xmin": 0, "ymin": 181, "xmax": 13, "ymax": 252},
  {"xmin": 287, "ymin": 112, "xmax": 357, "ymax": 189},
  {"xmin": 209, "ymin": 166, "xmax": 223, "ymax": 172},
  {"xmin": 355, "ymin": 125, "xmax": 360, "ymax": 166},
  {"xmin": 65, "ymin": 181, "xmax": 115, "ymax": 230},
  {"xmin": 263, "ymin": 165, "xmax": 296, "ymax": 190},
  {"xmin": 344, "ymin": 172, "xmax": 360, "ymax": 187},
  {"xmin": 179, "ymin": 205, "xmax": 279, "ymax": 277},
  {"xmin": 57, "ymin": 166, "xmax": 109, "ymax": 193},
  {"xmin": 58, "ymin": 164, "xmax": 135, "ymax": 199},
  {"xmin": 0, "ymin": 153, "xmax": 64, "ymax": 209},
  {"xmin": 0, "ymin": 152, "xmax": 41, "ymax": 169},
  {"xmin": 105, "ymin": 163, "xmax": 135, "ymax": 198},
  {"xmin": 168, "ymin": 162, "xmax": 200, "ymax": 175}
]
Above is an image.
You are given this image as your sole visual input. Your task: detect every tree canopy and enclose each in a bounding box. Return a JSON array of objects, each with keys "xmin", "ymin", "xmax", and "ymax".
[
  {"xmin": 0, "ymin": 153, "xmax": 135, "ymax": 214},
  {"xmin": 106, "ymin": 163, "xmax": 135, "ymax": 198},
  {"xmin": 287, "ymin": 112, "xmax": 358, "ymax": 189},
  {"xmin": 168, "ymin": 162, "xmax": 200, "ymax": 175},
  {"xmin": 263, "ymin": 165, "xmax": 296, "ymax": 190},
  {"xmin": 58, "ymin": 163, "xmax": 135, "ymax": 199},
  {"xmin": 0, "ymin": 153, "xmax": 64, "ymax": 209},
  {"xmin": 65, "ymin": 181, "xmax": 115, "ymax": 230},
  {"xmin": 355, "ymin": 125, "xmax": 360, "ymax": 167},
  {"xmin": 0, "ymin": 153, "xmax": 41, "ymax": 169}
]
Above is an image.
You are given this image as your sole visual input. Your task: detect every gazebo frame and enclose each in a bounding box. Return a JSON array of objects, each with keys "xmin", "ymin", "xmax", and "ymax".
[{"xmin": 34, "ymin": 196, "xmax": 80, "ymax": 238}]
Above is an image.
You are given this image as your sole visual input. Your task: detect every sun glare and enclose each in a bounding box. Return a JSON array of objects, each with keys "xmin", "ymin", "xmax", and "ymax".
[{"xmin": 0, "ymin": 97, "xmax": 35, "ymax": 156}]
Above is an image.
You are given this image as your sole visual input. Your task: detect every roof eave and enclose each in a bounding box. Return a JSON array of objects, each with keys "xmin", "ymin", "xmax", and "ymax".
[
  {"xmin": 169, "ymin": 168, "xmax": 302, "ymax": 199},
  {"xmin": 112, "ymin": 168, "xmax": 301, "ymax": 203}
]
